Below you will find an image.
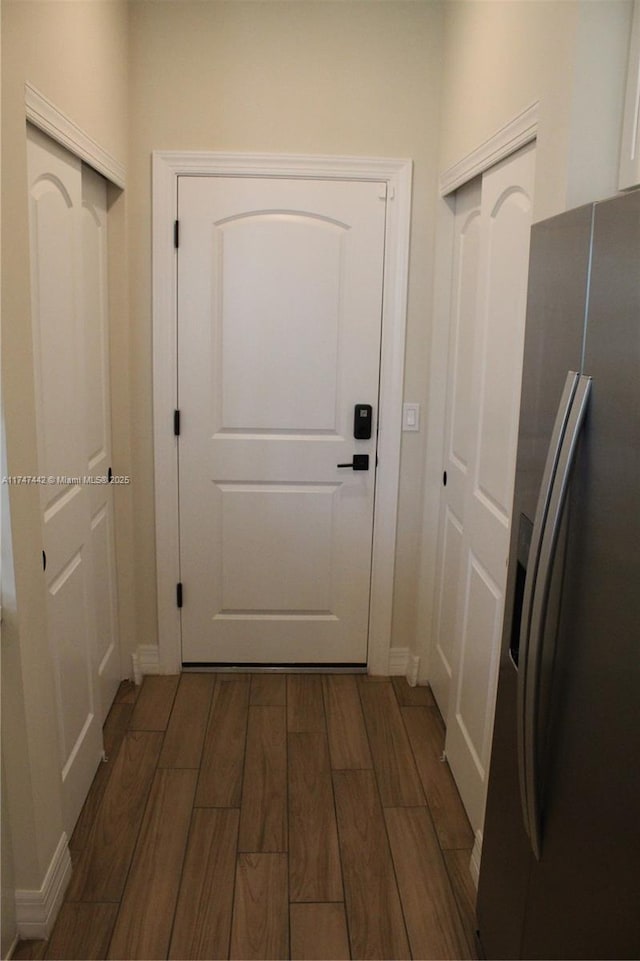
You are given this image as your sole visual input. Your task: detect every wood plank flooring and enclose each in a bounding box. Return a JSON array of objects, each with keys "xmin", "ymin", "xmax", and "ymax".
[{"xmin": 14, "ymin": 673, "xmax": 478, "ymax": 961}]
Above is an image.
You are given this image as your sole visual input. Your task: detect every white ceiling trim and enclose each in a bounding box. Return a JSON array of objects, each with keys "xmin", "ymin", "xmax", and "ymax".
[
  {"xmin": 25, "ymin": 82, "xmax": 126, "ymax": 189},
  {"xmin": 439, "ymin": 101, "xmax": 539, "ymax": 196}
]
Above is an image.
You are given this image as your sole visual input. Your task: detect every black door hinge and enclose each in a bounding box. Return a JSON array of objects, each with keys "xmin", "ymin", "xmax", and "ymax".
[
  {"xmin": 443, "ymin": 470, "xmax": 447, "ymax": 486},
  {"xmin": 174, "ymin": 409, "xmax": 181, "ymax": 436},
  {"xmin": 177, "ymin": 582, "xmax": 183, "ymax": 608},
  {"xmin": 174, "ymin": 220, "xmax": 179, "ymax": 248}
]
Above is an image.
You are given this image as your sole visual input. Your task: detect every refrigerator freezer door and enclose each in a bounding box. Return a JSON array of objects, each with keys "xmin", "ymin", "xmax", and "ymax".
[
  {"xmin": 477, "ymin": 202, "xmax": 594, "ymax": 959},
  {"xmin": 507, "ymin": 204, "xmax": 595, "ymax": 526},
  {"xmin": 520, "ymin": 189, "xmax": 640, "ymax": 959},
  {"xmin": 516, "ymin": 370, "xmax": 578, "ymax": 852},
  {"xmin": 521, "ymin": 374, "xmax": 591, "ymax": 859}
]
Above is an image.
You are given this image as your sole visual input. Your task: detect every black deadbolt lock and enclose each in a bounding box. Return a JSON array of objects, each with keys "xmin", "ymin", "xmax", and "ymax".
[{"xmin": 354, "ymin": 404, "xmax": 373, "ymax": 440}]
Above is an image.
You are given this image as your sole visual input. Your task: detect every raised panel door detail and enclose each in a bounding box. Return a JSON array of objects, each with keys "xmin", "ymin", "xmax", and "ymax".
[
  {"xmin": 451, "ymin": 209, "xmax": 482, "ymax": 471},
  {"xmin": 218, "ymin": 485, "xmax": 337, "ymax": 614},
  {"xmin": 90, "ymin": 504, "xmax": 118, "ymax": 680},
  {"xmin": 81, "ymin": 201, "xmax": 109, "ymax": 469},
  {"xmin": 30, "ymin": 177, "xmax": 83, "ymax": 497},
  {"xmin": 48, "ymin": 550, "xmax": 94, "ymax": 775},
  {"xmin": 431, "ymin": 509, "xmax": 463, "ymax": 714},
  {"xmin": 476, "ymin": 188, "xmax": 533, "ymax": 520},
  {"xmin": 455, "ymin": 555, "xmax": 502, "ymax": 778},
  {"xmin": 215, "ymin": 215, "xmax": 344, "ymax": 433}
]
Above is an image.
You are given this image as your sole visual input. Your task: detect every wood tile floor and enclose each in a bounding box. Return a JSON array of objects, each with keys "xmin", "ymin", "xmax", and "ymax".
[{"xmin": 14, "ymin": 674, "xmax": 478, "ymax": 961}]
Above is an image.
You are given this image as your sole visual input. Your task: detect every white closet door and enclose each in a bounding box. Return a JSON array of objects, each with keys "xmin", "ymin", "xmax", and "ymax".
[
  {"xmin": 431, "ymin": 177, "xmax": 482, "ymax": 717},
  {"xmin": 28, "ymin": 126, "xmax": 103, "ymax": 834},
  {"xmin": 27, "ymin": 126, "xmax": 120, "ymax": 833},
  {"xmin": 433, "ymin": 143, "xmax": 536, "ymax": 840},
  {"xmin": 81, "ymin": 165, "xmax": 120, "ymax": 722}
]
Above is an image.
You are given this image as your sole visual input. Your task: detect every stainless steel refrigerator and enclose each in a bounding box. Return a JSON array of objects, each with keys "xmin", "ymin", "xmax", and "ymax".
[{"xmin": 476, "ymin": 188, "xmax": 640, "ymax": 959}]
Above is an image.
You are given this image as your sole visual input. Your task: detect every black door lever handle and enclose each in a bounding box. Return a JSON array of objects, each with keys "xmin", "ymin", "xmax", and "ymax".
[{"xmin": 337, "ymin": 454, "xmax": 369, "ymax": 471}]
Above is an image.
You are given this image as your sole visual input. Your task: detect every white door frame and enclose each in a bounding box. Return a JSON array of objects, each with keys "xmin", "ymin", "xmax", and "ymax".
[{"xmin": 152, "ymin": 152, "xmax": 412, "ymax": 674}]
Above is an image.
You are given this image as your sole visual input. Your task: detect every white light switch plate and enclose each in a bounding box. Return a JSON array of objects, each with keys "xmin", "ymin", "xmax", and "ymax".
[{"xmin": 403, "ymin": 403, "xmax": 420, "ymax": 431}]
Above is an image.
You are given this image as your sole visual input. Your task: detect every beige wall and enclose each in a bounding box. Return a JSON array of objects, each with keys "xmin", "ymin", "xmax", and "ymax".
[
  {"xmin": 1, "ymin": 0, "xmax": 129, "ymax": 894},
  {"xmin": 439, "ymin": 0, "xmax": 631, "ymax": 221},
  {"xmin": 563, "ymin": 0, "xmax": 632, "ymax": 209},
  {"xmin": 127, "ymin": 0, "xmax": 445, "ymax": 659},
  {"xmin": 0, "ymin": 7, "xmax": 14, "ymax": 953}
]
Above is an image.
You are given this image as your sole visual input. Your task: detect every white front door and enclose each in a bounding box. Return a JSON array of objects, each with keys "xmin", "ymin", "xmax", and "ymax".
[
  {"xmin": 433, "ymin": 144, "xmax": 536, "ymax": 837},
  {"xmin": 27, "ymin": 127, "xmax": 103, "ymax": 833},
  {"xmin": 177, "ymin": 177, "xmax": 386, "ymax": 664}
]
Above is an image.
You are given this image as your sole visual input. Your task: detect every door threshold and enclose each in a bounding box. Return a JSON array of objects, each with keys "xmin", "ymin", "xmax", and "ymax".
[{"xmin": 182, "ymin": 662, "xmax": 368, "ymax": 674}]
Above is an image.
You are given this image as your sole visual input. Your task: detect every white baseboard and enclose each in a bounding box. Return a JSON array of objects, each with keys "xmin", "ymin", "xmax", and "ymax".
[
  {"xmin": 387, "ymin": 648, "xmax": 423, "ymax": 686},
  {"xmin": 131, "ymin": 643, "xmax": 161, "ymax": 683},
  {"xmin": 387, "ymin": 646, "xmax": 409, "ymax": 675},
  {"xmin": 405, "ymin": 654, "xmax": 420, "ymax": 686},
  {"xmin": 5, "ymin": 933, "xmax": 19, "ymax": 960},
  {"xmin": 133, "ymin": 643, "xmax": 418, "ymax": 681},
  {"xmin": 15, "ymin": 832, "xmax": 71, "ymax": 939},
  {"xmin": 469, "ymin": 830, "xmax": 482, "ymax": 889}
]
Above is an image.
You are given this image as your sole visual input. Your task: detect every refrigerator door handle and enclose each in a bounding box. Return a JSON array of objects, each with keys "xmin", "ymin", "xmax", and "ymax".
[
  {"xmin": 523, "ymin": 373, "xmax": 592, "ymax": 859},
  {"xmin": 516, "ymin": 370, "xmax": 579, "ymax": 853}
]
